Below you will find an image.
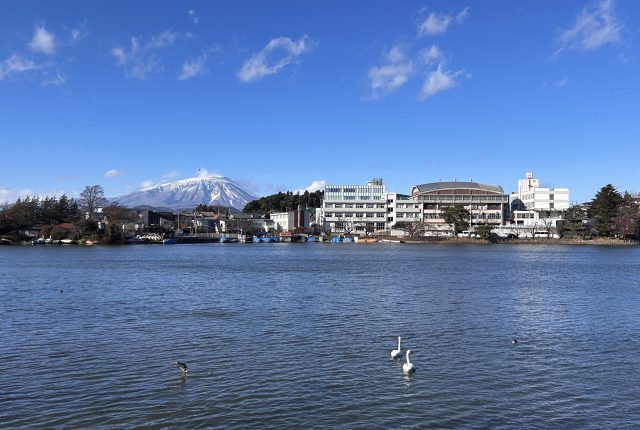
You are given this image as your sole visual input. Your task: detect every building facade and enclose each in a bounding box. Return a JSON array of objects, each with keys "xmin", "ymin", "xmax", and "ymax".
[
  {"xmin": 320, "ymin": 179, "xmax": 509, "ymax": 236},
  {"xmin": 321, "ymin": 179, "xmax": 388, "ymax": 234},
  {"xmin": 271, "ymin": 206, "xmax": 312, "ymax": 233},
  {"xmin": 510, "ymin": 172, "xmax": 569, "ymax": 227},
  {"xmin": 410, "ymin": 181, "xmax": 509, "ymax": 234}
]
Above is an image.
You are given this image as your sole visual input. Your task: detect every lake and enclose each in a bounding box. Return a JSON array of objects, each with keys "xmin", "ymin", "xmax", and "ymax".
[{"xmin": 1, "ymin": 243, "xmax": 639, "ymax": 429}]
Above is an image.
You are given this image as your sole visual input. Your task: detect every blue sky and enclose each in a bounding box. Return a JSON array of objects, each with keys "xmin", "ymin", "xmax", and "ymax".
[{"xmin": 1, "ymin": 0, "xmax": 638, "ymax": 204}]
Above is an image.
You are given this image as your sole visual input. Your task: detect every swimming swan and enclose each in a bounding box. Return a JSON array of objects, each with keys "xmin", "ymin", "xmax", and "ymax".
[
  {"xmin": 403, "ymin": 349, "xmax": 415, "ymax": 374},
  {"xmin": 391, "ymin": 336, "xmax": 401, "ymax": 359}
]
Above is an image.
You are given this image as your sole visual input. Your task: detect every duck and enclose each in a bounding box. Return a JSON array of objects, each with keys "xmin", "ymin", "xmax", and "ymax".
[
  {"xmin": 511, "ymin": 338, "xmax": 518, "ymax": 344},
  {"xmin": 391, "ymin": 336, "xmax": 402, "ymax": 359},
  {"xmin": 172, "ymin": 361, "xmax": 188, "ymax": 376},
  {"xmin": 402, "ymin": 349, "xmax": 415, "ymax": 374}
]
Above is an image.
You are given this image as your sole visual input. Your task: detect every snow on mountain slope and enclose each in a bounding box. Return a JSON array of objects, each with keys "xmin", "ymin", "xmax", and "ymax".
[{"xmin": 112, "ymin": 176, "xmax": 258, "ymax": 210}]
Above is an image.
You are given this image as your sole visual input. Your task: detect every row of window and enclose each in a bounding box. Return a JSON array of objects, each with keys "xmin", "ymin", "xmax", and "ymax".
[
  {"xmin": 325, "ymin": 213, "xmax": 386, "ymax": 218},
  {"xmin": 330, "ymin": 203, "xmax": 386, "ymax": 208}
]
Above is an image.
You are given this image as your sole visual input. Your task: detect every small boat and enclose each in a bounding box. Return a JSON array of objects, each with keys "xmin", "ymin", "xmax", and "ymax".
[
  {"xmin": 162, "ymin": 239, "xmax": 175, "ymax": 245},
  {"xmin": 252, "ymin": 236, "xmax": 279, "ymax": 243}
]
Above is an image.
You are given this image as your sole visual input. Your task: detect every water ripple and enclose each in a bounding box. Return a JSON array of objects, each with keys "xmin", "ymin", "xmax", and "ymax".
[{"xmin": 1, "ymin": 244, "xmax": 640, "ymax": 428}]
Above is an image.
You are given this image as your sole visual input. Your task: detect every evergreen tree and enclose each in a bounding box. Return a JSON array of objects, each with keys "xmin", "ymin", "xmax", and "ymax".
[
  {"xmin": 243, "ymin": 190, "xmax": 324, "ymax": 214},
  {"xmin": 588, "ymin": 184, "xmax": 623, "ymax": 237},
  {"xmin": 441, "ymin": 205, "xmax": 470, "ymax": 235}
]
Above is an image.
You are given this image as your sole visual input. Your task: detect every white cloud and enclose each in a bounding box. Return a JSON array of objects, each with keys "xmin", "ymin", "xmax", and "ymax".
[
  {"xmin": 367, "ymin": 45, "xmax": 414, "ymax": 97},
  {"xmin": 419, "ymin": 44, "xmax": 445, "ymax": 65},
  {"xmin": 41, "ymin": 72, "xmax": 69, "ymax": 86},
  {"xmin": 196, "ymin": 168, "xmax": 221, "ymax": 179},
  {"xmin": 29, "ymin": 24, "xmax": 56, "ymax": 55},
  {"xmin": 110, "ymin": 31, "xmax": 177, "ymax": 79},
  {"xmin": 419, "ymin": 7, "xmax": 470, "ymax": 36},
  {"xmin": 420, "ymin": 64, "xmax": 467, "ymax": 100},
  {"xmin": 555, "ymin": 0, "xmax": 622, "ymax": 55},
  {"xmin": 0, "ymin": 54, "xmax": 38, "ymax": 80},
  {"xmin": 148, "ymin": 30, "xmax": 177, "ymax": 49},
  {"xmin": 104, "ymin": 169, "xmax": 122, "ymax": 178},
  {"xmin": 237, "ymin": 35, "xmax": 315, "ymax": 82},
  {"xmin": 140, "ymin": 180, "xmax": 155, "ymax": 189},
  {"xmin": 188, "ymin": 9, "xmax": 200, "ymax": 25},
  {"xmin": 178, "ymin": 53, "xmax": 207, "ymax": 80},
  {"xmin": 296, "ymin": 180, "xmax": 327, "ymax": 194},
  {"xmin": 66, "ymin": 22, "xmax": 89, "ymax": 45}
]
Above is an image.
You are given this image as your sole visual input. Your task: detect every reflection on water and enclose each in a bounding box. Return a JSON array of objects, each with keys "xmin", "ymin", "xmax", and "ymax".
[{"xmin": 1, "ymin": 244, "xmax": 640, "ymax": 429}]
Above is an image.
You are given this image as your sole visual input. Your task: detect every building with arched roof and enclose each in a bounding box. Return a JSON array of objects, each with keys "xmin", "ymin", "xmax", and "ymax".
[{"xmin": 409, "ymin": 180, "xmax": 509, "ymax": 234}]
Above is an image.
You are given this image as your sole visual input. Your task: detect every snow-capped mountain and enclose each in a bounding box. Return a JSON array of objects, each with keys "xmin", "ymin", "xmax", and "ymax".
[{"xmin": 112, "ymin": 176, "xmax": 258, "ymax": 210}]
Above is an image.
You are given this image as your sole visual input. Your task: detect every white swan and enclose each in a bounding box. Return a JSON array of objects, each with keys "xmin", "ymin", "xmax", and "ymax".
[
  {"xmin": 391, "ymin": 336, "xmax": 401, "ymax": 359},
  {"xmin": 403, "ymin": 349, "xmax": 415, "ymax": 374}
]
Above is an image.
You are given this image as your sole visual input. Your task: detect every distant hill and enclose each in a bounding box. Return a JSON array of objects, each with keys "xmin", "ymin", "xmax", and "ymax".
[{"xmin": 112, "ymin": 176, "xmax": 258, "ymax": 211}]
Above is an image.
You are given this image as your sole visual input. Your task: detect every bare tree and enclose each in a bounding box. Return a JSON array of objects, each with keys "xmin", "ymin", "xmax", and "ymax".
[
  {"xmin": 613, "ymin": 195, "xmax": 640, "ymax": 240},
  {"xmin": 394, "ymin": 221, "xmax": 425, "ymax": 238},
  {"xmin": 80, "ymin": 185, "xmax": 107, "ymax": 220}
]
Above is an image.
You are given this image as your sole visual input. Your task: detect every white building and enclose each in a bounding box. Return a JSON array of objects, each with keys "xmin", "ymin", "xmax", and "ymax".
[
  {"xmin": 271, "ymin": 207, "xmax": 312, "ymax": 232},
  {"xmin": 500, "ymin": 172, "xmax": 570, "ymax": 237},
  {"xmin": 510, "ymin": 172, "xmax": 569, "ymax": 225},
  {"xmin": 321, "ymin": 179, "xmax": 388, "ymax": 234}
]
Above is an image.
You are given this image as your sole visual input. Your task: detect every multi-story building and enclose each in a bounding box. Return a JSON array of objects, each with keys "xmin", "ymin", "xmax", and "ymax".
[
  {"xmin": 320, "ymin": 179, "xmax": 509, "ymax": 236},
  {"xmin": 411, "ymin": 181, "xmax": 509, "ymax": 234},
  {"xmin": 510, "ymin": 172, "xmax": 569, "ymax": 227},
  {"xmin": 321, "ymin": 179, "xmax": 388, "ymax": 234}
]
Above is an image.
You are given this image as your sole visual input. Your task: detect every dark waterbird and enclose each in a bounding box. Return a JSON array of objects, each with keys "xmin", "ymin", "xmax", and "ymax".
[
  {"xmin": 512, "ymin": 338, "xmax": 518, "ymax": 344},
  {"xmin": 172, "ymin": 361, "xmax": 188, "ymax": 376}
]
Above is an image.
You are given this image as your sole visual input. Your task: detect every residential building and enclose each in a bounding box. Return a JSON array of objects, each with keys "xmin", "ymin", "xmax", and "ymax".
[{"xmin": 510, "ymin": 172, "xmax": 569, "ymax": 228}]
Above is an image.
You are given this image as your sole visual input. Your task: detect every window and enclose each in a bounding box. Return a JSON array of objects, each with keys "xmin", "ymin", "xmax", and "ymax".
[
  {"xmin": 366, "ymin": 204, "xmax": 374, "ymax": 208},
  {"xmin": 549, "ymin": 194, "xmax": 554, "ymax": 200},
  {"xmin": 345, "ymin": 204, "xmax": 353, "ymax": 208},
  {"xmin": 356, "ymin": 204, "xmax": 364, "ymax": 208},
  {"xmin": 334, "ymin": 204, "xmax": 343, "ymax": 208}
]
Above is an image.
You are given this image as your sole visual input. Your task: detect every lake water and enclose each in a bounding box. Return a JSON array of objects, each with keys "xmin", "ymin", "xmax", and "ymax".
[{"xmin": 1, "ymin": 243, "xmax": 639, "ymax": 429}]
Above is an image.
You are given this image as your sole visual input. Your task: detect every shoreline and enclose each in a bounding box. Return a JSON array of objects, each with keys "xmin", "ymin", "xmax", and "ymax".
[{"xmin": 2, "ymin": 237, "xmax": 638, "ymax": 247}]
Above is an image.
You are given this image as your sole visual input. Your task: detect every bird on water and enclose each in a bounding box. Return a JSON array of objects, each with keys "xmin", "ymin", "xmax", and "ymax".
[
  {"xmin": 391, "ymin": 336, "xmax": 402, "ymax": 359},
  {"xmin": 172, "ymin": 361, "xmax": 188, "ymax": 376},
  {"xmin": 403, "ymin": 350, "xmax": 415, "ymax": 374},
  {"xmin": 512, "ymin": 338, "xmax": 518, "ymax": 344}
]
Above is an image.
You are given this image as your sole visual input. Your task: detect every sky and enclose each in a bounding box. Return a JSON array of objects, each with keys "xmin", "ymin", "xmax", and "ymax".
[{"xmin": 1, "ymin": 0, "xmax": 639, "ymax": 204}]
